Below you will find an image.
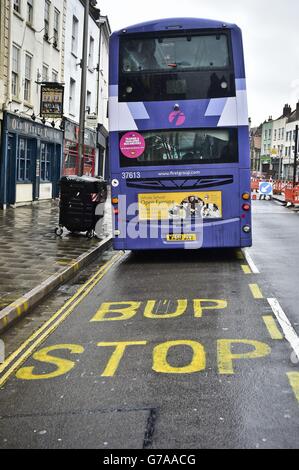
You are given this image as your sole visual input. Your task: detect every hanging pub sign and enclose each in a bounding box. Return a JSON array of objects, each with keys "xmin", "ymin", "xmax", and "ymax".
[{"xmin": 40, "ymin": 84, "xmax": 64, "ymax": 119}]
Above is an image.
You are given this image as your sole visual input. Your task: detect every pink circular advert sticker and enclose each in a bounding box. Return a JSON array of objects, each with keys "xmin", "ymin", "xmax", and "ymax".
[{"xmin": 120, "ymin": 132, "xmax": 145, "ymax": 159}]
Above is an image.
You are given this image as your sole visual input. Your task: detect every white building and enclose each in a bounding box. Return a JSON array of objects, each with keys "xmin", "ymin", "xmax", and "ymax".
[
  {"xmin": 269, "ymin": 105, "xmax": 292, "ymax": 178},
  {"xmin": 0, "ymin": 0, "xmax": 65, "ymax": 208},
  {"xmin": 63, "ymin": 0, "xmax": 110, "ymax": 178},
  {"xmin": 283, "ymin": 103, "xmax": 299, "ymax": 180},
  {"xmin": 9, "ymin": 0, "xmax": 65, "ymax": 117}
]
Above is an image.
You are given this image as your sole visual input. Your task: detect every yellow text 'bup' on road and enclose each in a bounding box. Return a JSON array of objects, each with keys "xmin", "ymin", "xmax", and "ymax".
[{"xmin": 90, "ymin": 299, "xmax": 228, "ymax": 322}]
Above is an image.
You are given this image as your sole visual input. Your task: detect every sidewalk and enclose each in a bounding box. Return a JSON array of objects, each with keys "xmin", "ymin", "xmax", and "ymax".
[{"xmin": 0, "ymin": 199, "xmax": 112, "ymax": 322}]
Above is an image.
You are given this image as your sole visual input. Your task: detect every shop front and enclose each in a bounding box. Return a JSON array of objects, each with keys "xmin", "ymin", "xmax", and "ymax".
[
  {"xmin": 0, "ymin": 112, "xmax": 63, "ymax": 208},
  {"xmin": 63, "ymin": 119, "xmax": 97, "ymax": 177}
]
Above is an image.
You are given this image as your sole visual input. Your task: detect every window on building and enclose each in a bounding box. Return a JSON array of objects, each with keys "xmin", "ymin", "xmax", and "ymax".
[
  {"xmin": 278, "ymin": 129, "xmax": 281, "ymax": 140},
  {"xmin": 27, "ymin": 0, "xmax": 33, "ymax": 24},
  {"xmin": 53, "ymin": 8, "xmax": 60, "ymax": 47},
  {"xmin": 69, "ymin": 78, "xmax": 76, "ymax": 114},
  {"xmin": 87, "ymin": 90, "xmax": 91, "ymax": 112},
  {"xmin": 52, "ymin": 69, "xmax": 58, "ymax": 82},
  {"xmin": 17, "ymin": 138, "xmax": 32, "ymax": 182},
  {"xmin": 44, "ymin": 0, "xmax": 50, "ymax": 39},
  {"xmin": 42, "ymin": 64, "xmax": 49, "ymax": 82},
  {"xmin": 265, "ymin": 130, "xmax": 267, "ymax": 139},
  {"xmin": 88, "ymin": 36, "xmax": 94, "ymax": 70},
  {"xmin": 274, "ymin": 130, "xmax": 277, "ymax": 141},
  {"xmin": 269, "ymin": 129, "xmax": 272, "ymax": 138},
  {"xmin": 40, "ymin": 142, "xmax": 51, "ymax": 181},
  {"xmin": 71, "ymin": 16, "xmax": 79, "ymax": 55},
  {"xmin": 293, "ymin": 130, "xmax": 296, "ymax": 141},
  {"xmin": 13, "ymin": 0, "xmax": 21, "ymax": 14},
  {"xmin": 12, "ymin": 45, "xmax": 20, "ymax": 97},
  {"xmin": 282, "ymin": 128, "xmax": 284, "ymax": 140},
  {"xmin": 24, "ymin": 54, "xmax": 32, "ymax": 102}
]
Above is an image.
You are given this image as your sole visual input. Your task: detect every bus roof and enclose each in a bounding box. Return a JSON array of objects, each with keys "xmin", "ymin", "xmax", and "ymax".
[{"xmin": 114, "ymin": 17, "xmax": 241, "ymax": 35}]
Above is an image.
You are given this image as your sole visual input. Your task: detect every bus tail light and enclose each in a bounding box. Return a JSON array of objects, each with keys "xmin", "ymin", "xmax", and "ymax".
[
  {"xmin": 242, "ymin": 204, "xmax": 251, "ymax": 212},
  {"xmin": 242, "ymin": 193, "xmax": 250, "ymax": 200},
  {"xmin": 113, "ymin": 208, "xmax": 119, "ymax": 215},
  {"xmin": 243, "ymin": 225, "xmax": 251, "ymax": 234},
  {"xmin": 112, "ymin": 197, "xmax": 119, "ymax": 205}
]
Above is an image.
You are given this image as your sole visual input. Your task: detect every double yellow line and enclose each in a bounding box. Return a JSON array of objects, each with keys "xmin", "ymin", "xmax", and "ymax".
[{"xmin": 0, "ymin": 252, "xmax": 124, "ymax": 388}]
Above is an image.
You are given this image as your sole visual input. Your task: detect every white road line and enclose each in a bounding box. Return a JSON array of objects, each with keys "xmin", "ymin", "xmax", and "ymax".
[
  {"xmin": 242, "ymin": 249, "xmax": 260, "ymax": 274},
  {"xmin": 268, "ymin": 298, "xmax": 299, "ymax": 359}
]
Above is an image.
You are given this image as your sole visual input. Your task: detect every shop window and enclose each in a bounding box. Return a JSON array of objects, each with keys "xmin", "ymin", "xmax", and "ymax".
[
  {"xmin": 17, "ymin": 138, "xmax": 32, "ymax": 182},
  {"xmin": 40, "ymin": 142, "xmax": 52, "ymax": 182},
  {"xmin": 83, "ymin": 147, "xmax": 95, "ymax": 176},
  {"xmin": 63, "ymin": 142, "xmax": 78, "ymax": 175}
]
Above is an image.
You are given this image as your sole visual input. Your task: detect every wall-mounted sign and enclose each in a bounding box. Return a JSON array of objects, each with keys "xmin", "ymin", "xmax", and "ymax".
[
  {"xmin": 7, "ymin": 113, "xmax": 63, "ymax": 143},
  {"xmin": 40, "ymin": 84, "xmax": 64, "ymax": 119}
]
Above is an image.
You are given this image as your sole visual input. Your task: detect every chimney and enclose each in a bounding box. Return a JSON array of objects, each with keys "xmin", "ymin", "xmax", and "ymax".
[{"xmin": 283, "ymin": 104, "xmax": 292, "ymax": 117}]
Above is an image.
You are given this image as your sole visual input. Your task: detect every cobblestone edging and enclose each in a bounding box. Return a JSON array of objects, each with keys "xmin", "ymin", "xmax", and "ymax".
[{"xmin": 0, "ymin": 236, "xmax": 112, "ymax": 334}]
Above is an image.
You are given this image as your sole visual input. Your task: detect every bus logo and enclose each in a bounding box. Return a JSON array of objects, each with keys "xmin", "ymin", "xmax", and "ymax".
[{"xmin": 168, "ymin": 110, "xmax": 186, "ymax": 126}]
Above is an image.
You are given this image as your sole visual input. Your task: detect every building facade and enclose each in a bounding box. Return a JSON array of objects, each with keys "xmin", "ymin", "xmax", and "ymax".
[
  {"xmin": 270, "ymin": 105, "xmax": 291, "ymax": 178},
  {"xmin": 283, "ymin": 103, "xmax": 299, "ymax": 180},
  {"xmin": 250, "ymin": 125, "xmax": 262, "ymax": 173},
  {"xmin": 0, "ymin": 1, "xmax": 111, "ymax": 209},
  {"xmin": 0, "ymin": 0, "xmax": 66, "ymax": 208},
  {"xmin": 63, "ymin": 1, "xmax": 110, "ymax": 179},
  {"xmin": 0, "ymin": 0, "xmax": 10, "ymax": 151},
  {"xmin": 260, "ymin": 118, "xmax": 273, "ymax": 175}
]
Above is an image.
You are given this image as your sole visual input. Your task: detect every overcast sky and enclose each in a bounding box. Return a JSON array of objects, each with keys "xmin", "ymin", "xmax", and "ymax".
[{"xmin": 98, "ymin": 0, "xmax": 299, "ymax": 127}]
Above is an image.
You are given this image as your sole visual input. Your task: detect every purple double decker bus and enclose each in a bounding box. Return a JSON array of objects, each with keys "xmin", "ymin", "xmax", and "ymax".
[{"xmin": 109, "ymin": 18, "xmax": 252, "ymax": 250}]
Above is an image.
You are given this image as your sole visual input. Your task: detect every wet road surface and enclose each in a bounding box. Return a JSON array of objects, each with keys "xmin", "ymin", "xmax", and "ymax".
[{"xmin": 0, "ymin": 200, "xmax": 298, "ymax": 449}]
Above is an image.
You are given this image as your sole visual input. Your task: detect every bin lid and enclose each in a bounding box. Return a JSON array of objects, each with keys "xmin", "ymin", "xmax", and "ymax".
[
  {"xmin": 59, "ymin": 175, "xmax": 107, "ymax": 192},
  {"xmin": 60, "ymin": 176, "xmax": 105, "ymax": 184}
]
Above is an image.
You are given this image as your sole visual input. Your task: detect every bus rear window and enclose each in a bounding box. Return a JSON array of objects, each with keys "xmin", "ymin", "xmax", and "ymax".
[
  {"xmin": 119, "ymin": 32, "xmax": 235, "ymax": 102},
  {"xmin": 120, "ymin": 34, "xmax": 230, "ymax": 72},
  {"xmin": 120, "ymin": 129, "xmax": 238, "ymax": 167}
]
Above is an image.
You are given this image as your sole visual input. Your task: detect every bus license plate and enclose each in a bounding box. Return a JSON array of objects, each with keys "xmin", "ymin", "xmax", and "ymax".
[{"xmin": 166, "ymin": 234, "xmax": 197, "ymax": 242}]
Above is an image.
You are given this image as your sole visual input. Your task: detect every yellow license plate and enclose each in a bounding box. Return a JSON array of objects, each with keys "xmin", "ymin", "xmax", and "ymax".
[{"xmin": 166, "ymin": 234, "xmax": 197, "ymax": 242}]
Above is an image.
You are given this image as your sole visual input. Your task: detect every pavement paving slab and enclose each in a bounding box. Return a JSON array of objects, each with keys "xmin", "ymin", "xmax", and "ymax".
[{"xmin": 0, "ymin": 200, "xmax": 112, "ymax": 311}]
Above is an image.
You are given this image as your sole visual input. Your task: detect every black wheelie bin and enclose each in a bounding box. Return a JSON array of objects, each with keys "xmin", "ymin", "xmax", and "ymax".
[{"xmin": 55, "ymin": 175, "xmax": 108, "ymax": 238}]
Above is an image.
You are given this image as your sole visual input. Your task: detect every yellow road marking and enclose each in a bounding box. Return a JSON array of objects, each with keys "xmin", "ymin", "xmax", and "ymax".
[
  {"xmin": 236, "ymin": 250, "xmax": 244, "ymax": 260},
  {"xmin": 16, "ymin": 344, "xmax": 85, "ymax": 381},
  {"xmin": 262, "ymin": 316, "xmax": 284, "ymax": 340},
  {"xmin": 97, "ymin": 341, "xmax": 147, "ymax": 377},
  {"xmin": 287, "ymin": 372, "xmax": 299, "ymax": 404},
  {"xmin": 217, "ymin": 339, "xmax": 271, "ymax": 374},
  {"xmin": 153, "ymin": 340, "xmax": 206, "ymax": 374},
  {"xmin": 241, "ymin": 265, "xmax": 252, "ymax": 274},
  {"xmin": 249, "ymin": 284, "xmax": 263, "ymax": 299},
  {"xmin": 0, "ymin": 252, "xmax": 123, "ymax": 387}
]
